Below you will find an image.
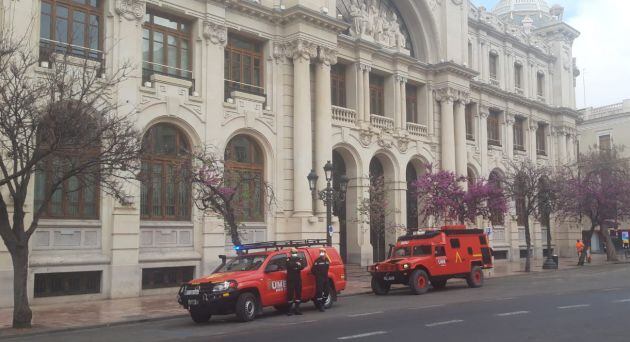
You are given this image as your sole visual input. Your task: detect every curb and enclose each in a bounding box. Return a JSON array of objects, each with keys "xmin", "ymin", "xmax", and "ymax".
[{"xmin": 0, "ymin": 313, "xmax": 188, "ymax": 340}]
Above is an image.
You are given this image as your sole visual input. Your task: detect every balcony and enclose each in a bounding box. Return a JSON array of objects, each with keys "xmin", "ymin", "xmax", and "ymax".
[
  {"xmin": 515, "ymin": 87, "xmax": 524, "ymax": 95},
  {"xmin": 332, "ymin": 106, "xmax": 357, "ymax": 126},
  {"xmin": 488, "ymin": 138, "xmax": 502, "ymax": 147},
  {"xmin": 39, "ymin": 38, "xmax": 103, "ymax": 65},
  {"xmin": 406, "ymin": 122, "xmax": 428, "ymax": 137},
  {"xmin": 370, "ymin": 114, "xmax": 394, "ymax": 131},
  {"xmin": 537, "ymin": 149, "xmax": 547, "ymax": 156},
  {"xmin": 143, "ymin": 61, "xmax": 195, "ymax": 94},
  {"xmin": 224, "ymin": 79, "xmax": 265, "ymax": 102},
  {"xmin": 537, "ymin": 94, "xmax": 545, "ymax": 103},
  {"xmin": 489, "ymin": 77, "xmax": 500, "ymax": 87}
]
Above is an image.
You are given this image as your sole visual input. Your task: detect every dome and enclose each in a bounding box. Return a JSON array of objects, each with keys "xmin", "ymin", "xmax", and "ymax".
[{"xmin": 492, "ymin": 0, "xmax": 551, "ymax": 16}]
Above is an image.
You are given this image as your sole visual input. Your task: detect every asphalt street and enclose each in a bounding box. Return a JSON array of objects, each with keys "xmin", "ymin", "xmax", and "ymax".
[{"xmin": 7, "ymin": 263, "xmax": 630, "ymax": 342}]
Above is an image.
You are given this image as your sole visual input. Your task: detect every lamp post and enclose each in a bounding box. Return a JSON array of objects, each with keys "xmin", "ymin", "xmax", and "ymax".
[{"xmin": 307, "ymin": 160, "xmax": 349, "ymax": 246}]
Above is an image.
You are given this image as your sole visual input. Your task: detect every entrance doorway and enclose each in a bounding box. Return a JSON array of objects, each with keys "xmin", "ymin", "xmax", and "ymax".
[{"xmin": 369, "ymin": 158, "xmax": 386, "ymax": 262}]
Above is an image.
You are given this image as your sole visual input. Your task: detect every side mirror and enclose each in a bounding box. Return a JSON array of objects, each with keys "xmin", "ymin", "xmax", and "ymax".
[{"xmin": 265, "ymin": 264, "xmax": 280, "ymax": 273}]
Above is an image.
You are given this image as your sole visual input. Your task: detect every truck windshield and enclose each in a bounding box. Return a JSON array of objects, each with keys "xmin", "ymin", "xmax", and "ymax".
[
  {"xmin": 393, "ymin": 247, "xmax": 410, "ymax": 257},
  {"xmin": 216, "ymin": 255, "xmax": 268, "ymax": 272}
]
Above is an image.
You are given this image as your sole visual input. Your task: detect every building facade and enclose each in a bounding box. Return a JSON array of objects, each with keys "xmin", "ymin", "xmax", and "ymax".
[
  {"xmin": 0, "ymin": 0, "xmax": 581, "ymax": 307},
  {"xmin": 578, "ymin": 99, "xmax": 630, "ymax": 252}
]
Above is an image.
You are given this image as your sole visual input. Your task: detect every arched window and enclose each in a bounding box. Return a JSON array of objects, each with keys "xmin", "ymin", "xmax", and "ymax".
[
  {"xmin": 489, "ymin": 170, "xmax": 504, "ymax": 226},
  {"xmin": 140, "ymin": 123, "xmax": 191, "ymax": 221},
  {"xmin": 225, "ymin": 135, "xmax": 264, "ymax": 222}
]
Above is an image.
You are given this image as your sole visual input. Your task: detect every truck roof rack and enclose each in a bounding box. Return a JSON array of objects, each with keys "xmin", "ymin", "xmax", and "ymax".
[{"xmin": 234, "ymin": 239, "xmax": 328, "ymax": 253}]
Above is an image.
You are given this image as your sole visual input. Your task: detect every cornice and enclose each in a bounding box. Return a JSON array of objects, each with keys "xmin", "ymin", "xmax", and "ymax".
[
  {"xmin": 429, "ymin": 61, "xmax": 478, "ymax": 80},
  {"xmin": 534, "ymin": 22, "xmax": 580, "ymax": 42},
  {"xmin": 211, "ymin": 1, "xmax": 348, "ymax": 34},
  {"xmin": 471, "ymin": 80, "xmax": 580, "ymax": 119}
]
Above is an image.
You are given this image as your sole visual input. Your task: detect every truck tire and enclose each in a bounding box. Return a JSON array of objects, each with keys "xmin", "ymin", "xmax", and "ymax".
[
  {"xmin": 235, "ymin": 292, "xmax": 258, "ymax": 322},
  {"xmin": 409, "ymin": 269, "xmax": 429, "ymax": 295},
  {"xmin": 323, "ymin": 281, "xmax": 336, "ymax": 309},
  {"xmin": 189, "ymin": 308, "xmax": 211, "ymax": 323},
  {"xmin": 371, "ymin": 276, "xmax": 391, "ymax": 295},
  {"xmin": 431, "ymin": 279, "xmax": 447, "ymax": 290},
  {"xmin": 466, "ymin": 266, "xmax": 484, "ymax": 288}
]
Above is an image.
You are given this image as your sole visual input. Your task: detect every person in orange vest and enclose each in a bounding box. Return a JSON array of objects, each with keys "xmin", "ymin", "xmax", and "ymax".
[{"xmin": 576, "ymin": 239, "xmax": 585, "ymax": 266}]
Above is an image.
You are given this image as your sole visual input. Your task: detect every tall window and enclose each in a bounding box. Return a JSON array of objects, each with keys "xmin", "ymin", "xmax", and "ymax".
[
  {"xmin": 40, "ymin": 0, "xmax": 102, "ymax": 60},
  {"xmin": 406, "ymin": 84, "xmax": 418, "ymax": 123},
  {"xmin": 331, "ymin": 64, "xmax": 347, "ymax": 107},
  {"xmin": 225, "ymin": 135, "xmax": 265, "ymax": 222},
  {"xmin": 224, "ymin": 35, "xmax": 264, "ymax": 100},
  {"xmin": 142, "ymin": 10, "xmax": 191, "ymax": 81},
  {"xmin": 536, "ymin": 123, "xmax": 547, "ymax": 155},
  {"xmin": 487, "ymin": 111, "xmax": 501, "ymax": 146},
  {"xmin": 489, "ymin": 53, "xmax": 498, "ymax": 81},
  {"xmin": 599, "ymin": 134, "xmax": 612, "ymax": 152},
  {"xmin": 537, "ymin": 72, "xmax": 545, "ymax": 97},
  {"xmin": 369, "ymin": 74, "xmax": 385, "ymax": 116},
  {"xmin": 140, "ymin": 124, "xmax": 191, "ymax": 221},
  {"xmin": 514, "ymin": 63, "xmax": 523, "ymax": 90},
  {"xmin": 489, "ymin": 171, "xmax": 504, "ymax": 226},
  {"xmin": 465, "ymin": 104, "xmax": 474, "ymax": 140},
  {"xmin": 513, "ymin": 117, "xmax": 525, "ymax": 151}
]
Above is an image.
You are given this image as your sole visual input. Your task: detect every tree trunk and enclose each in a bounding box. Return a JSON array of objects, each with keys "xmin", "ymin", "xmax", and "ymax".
[
  {"xmin": 579, "ymin": 224, "xmax": 597, "ymax": 266},
  {"xmin": 11, "ymin": 244, "xmax": 32, "ymax": 328},
  {"xmin": 600, "ymin": 226, "xmax": 618, "ymax": 262},
  {"xmin": 524, "ymin": 218, "xmax": 531, "ymax": 272}
]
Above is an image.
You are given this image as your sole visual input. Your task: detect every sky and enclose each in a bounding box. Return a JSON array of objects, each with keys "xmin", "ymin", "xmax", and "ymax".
[{"xmin": 472, "ymin": 0, "xmax": 630, "ymax": 108}]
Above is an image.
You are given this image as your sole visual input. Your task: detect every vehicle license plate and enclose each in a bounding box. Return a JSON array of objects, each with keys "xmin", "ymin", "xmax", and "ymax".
[
  {"xmin": 384, "ymin": 275, "xmax": 395, "ymax": 281},
  {"xmin": 185, "ymin": 289, "xmax": 199, "ymax": 296},
  {"xmin": 188, "ymin": 299, "xmax": 199, "ymax": 306}
]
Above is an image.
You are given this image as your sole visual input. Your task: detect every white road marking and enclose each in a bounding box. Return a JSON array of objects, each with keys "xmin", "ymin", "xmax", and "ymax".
[
  {"xmin": 557, "ymin": 304, "xmax": 591, "ymax": 309},
  {"xmin": 408, "ymin": 304, "xmax": 445, "ymax": 310},
  {"xmin": 337, "ymin": 331, "xmax": 388, "ymax": 340},
  {"xmin": 425, "ymin": 319, "xmax": 464, "ymax": 327},
  {"xmin": 348, "ymin": 311, "xmax": 384, "ymax": 318},
  {"xmin": 602, "ymin": 288, "xmax": 622, "ymax": 292},
  {"xmin": 613, "ymin": 299, "xmax": 630, "ymax": 303},
  {"xmin": 496, "ymin": 311, "xmax": 530, "ymax": 317}
]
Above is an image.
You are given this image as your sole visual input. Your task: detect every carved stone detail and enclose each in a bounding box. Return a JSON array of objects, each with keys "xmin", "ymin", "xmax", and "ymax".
[
  {"xmin": 346, "ymin": 0, "xmax": 408, "ymax": 51},
  {"xmin": 318, "ymin": 47, "xmax": 338, "ymax": 66},
  {"xmin": 359, "ymin": 130, "xmax": 373, "ymax": 147},
  {"xmin": 115, "ymin": 0, "xmax": 145, "ymax": 22},
  {"xmin": 285, "ymin": 39, "xmax": 318, "ymax": 62},
  {"xmin": 433, "ymin": 88, "xmax": 457, "ymax": 104},
  {"xmin": 203, "ymin": 21, "xmax": 227, "ymax": 47}
]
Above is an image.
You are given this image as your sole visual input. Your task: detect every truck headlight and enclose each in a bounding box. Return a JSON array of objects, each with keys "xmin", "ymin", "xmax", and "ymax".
[
  {"xmin": 213, "ymin": 280, "xmax": 237, "ymax": 293},
  {"xmin": 402, "ymin": 264, "xmax": 409, "ymax": 269}
]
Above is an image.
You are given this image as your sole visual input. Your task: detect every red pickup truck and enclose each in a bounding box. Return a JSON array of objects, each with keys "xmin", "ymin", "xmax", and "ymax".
[{"xmin": 177, "ymin": 240, "xmax": 346, "ymax": 323}]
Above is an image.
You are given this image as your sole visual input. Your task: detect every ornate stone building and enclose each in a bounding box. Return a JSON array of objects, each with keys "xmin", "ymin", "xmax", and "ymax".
[{"xmin": 0, "ymin": 0, "xmax": 580, "ymax": 306}]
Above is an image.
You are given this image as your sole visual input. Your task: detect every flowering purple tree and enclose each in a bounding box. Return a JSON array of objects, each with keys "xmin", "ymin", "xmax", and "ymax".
[
  {"xmin": 192, "ymin": 148, "xmax": 274, "ymax": 248},
  {"xmin": 412, "ymin": 166, "xmax": 507, "ymax": 226},
  {"xmin": 555, "ymin": 146, "xmax": 630, "ymax": 263}
]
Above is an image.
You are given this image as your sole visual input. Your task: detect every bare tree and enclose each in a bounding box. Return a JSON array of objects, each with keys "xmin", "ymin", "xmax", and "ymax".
[
  {"xmin": 192, "ymin": 147, "xmax": 275, "ymax": 249},
  {"xmin": 0, "ymin": 32, "xmax": 141, "ymax": 328},
  {"xmin": 502, "ymin": 159, "xmax": 553, "ymax": 272}
]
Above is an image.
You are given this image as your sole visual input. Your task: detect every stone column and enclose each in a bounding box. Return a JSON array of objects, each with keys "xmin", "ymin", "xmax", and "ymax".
[
  {"xmin": 363, "ymin": 65, "xmax": 371, "ymax": 121},
  {"xmin": 479, "ymin": 107, "xmax": 489, "ymax": 176},
  {"xmin": 356, "ymin": 64, "xmax": 364, "ymax": 122},
  {"xmin": 315, "ymin": 47, "xmax": 337, "ymax": 214},
  {"xmin": 392, "ymin": 76, "xmax": 401, "ymax": 128},
  {"xmin": 435, "ymin": 89, "xmax": 456, "ymax": 172},
  {"xmin": 454, "ymin": 95, "xmax": 469, "ymax": 180},
  {"xmin": 288, "ymin": 39, "xmax": 318, "ymax": 215},
  {"xmin": 529, "ymin": 120, "xmax": 538, "ymax": 163},
  {"xmin": 505, "ymin": 113, "xmax": 515, "ymax": 159},
  {"xmin": 566, "ymin": 133, "xmax": 575, "ymax": 163},
  {"xmin": 400, "ymin": 77, "xmax": 407, "ymax": 130},
  {"xmin": 555, "ymin": 128, "xmax": 567, "ymax": 165}
]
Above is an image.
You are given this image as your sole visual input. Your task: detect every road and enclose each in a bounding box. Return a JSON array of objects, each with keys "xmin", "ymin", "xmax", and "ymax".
[{"xmin": 7, "ymin": 263, "xmax": 630, "ymax": 342}]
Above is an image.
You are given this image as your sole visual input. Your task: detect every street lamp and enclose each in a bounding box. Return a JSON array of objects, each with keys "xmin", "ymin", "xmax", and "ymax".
[{"xmin": 307, "ymin": 161, "xmax": 349, "ymax": 246}]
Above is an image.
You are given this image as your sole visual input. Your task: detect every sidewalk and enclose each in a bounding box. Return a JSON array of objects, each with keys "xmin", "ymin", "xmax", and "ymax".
[{"xmin": 0, "ymin": 254, "xmax": 615, "ymax": 338}]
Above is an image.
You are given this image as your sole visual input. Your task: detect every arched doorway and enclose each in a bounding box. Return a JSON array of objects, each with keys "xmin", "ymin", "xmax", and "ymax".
[
  {"xmin": 406, "ymin": 163, "xmax": 418, "ymax": 231},
  {"xmin": 369, "ymin": 157, "xmax": 386, "ymax": 262},
  {"xmin": 332, "ymin": 151, "xmax": 347, "ymax": 261},
  {"xmin": 224, "ymin": 135, "xmax": 265, "ymax": 223}
]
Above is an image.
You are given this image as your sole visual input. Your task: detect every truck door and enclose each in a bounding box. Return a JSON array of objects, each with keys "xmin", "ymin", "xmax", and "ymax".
[
  {"xmin": 298, "ymin": 251, "xmax": 316, "ymax": 301},
  {"xmin": 448, "ymin": 238, "xmax": 469, "ymax": 274},
  {"xmin": 262, "ymin": 253, "xmax": 288, "ymax": 306},
  {"xmin": 432, "ymin": 245, "xmax": 449, "ymax": 276}
]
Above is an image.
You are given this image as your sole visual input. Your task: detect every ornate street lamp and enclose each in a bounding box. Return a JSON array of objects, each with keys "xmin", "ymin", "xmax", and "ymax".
[{"xmin": 307, "ymin": 161, "xmax": 349, "ymax": 246}]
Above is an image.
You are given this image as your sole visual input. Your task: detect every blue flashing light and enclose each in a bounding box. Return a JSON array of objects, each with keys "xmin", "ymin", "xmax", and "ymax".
[{"xmin": 234, "ymin": 245, "xmax": 242, "ymax": 251}]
